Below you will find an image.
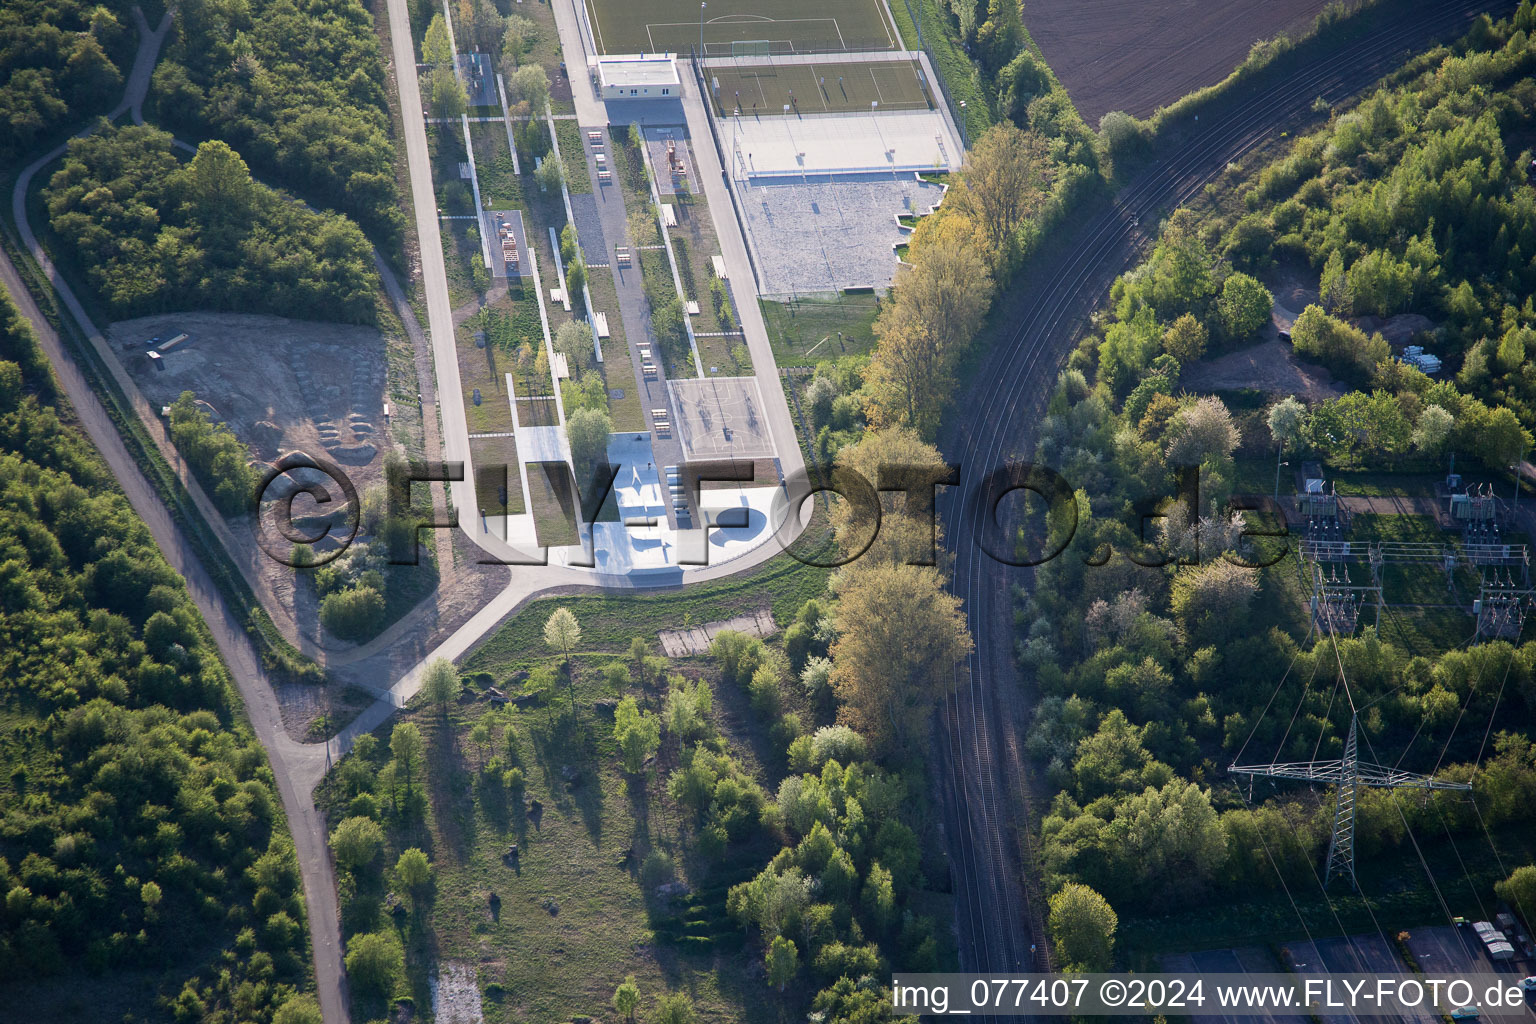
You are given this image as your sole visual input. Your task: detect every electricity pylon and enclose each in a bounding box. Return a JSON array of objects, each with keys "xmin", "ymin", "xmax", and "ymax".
[{"xmin": 1229, "ymin": 713, "xmax": 1471, "ymax": 891}]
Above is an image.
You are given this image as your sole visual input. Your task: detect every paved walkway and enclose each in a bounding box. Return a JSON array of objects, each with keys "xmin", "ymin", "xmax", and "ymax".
[
  {"xmin": 2, "ymin": 9, "xmax": 355, "ymax": 1019},
  {"xmin": 547, "ymin": 0, "xmax": 806, "ymax": 490},
  {"xmin": 658, "ymin": 607, "xmax": 777, "ymax": 656},
  {"xmin": 568, "ymin": 126, "xmax": 696, "ymax": 525},
  {"xmin": 6, "ymin": 8, "xmax": 813, "ymax": 1024}
]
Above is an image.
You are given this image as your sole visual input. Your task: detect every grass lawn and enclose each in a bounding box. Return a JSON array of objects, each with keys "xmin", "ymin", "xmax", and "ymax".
[
  {"xmin": 460, "ymin": 286, "xmax": 547, "ymax": 434},
  {"xmin": 598, "ymin": 323, "xmax": 647, "ymax": 431},
  {"xmin": 431, "ymin": 122, "xmax": 474, "ymax": 214},
  {"xmin": 465, "ymin": 543, "xmax": 833, "ymax": 676},
  {"xmin": 441, "ymin": 218, "xmax": 483, "ymax": 312},
  {"xmin": 638, "ymin": 248, "xmax": 696, "ymax": 380},
  {"xmin": 472, "ymin": 121, "xmax": 525, "ymax": 209},
  {"xmin": 319, "ymin": 618, "xmax": 846, "ymax": 1023},
  {"xmin": 666, "ymin": 179, "xmax": 750, "ymax": 375},
  {"xmin": 885, "ymin": 0, "xmax": 991, "ymax": 142},
  {"xmin": 555, "ymin": 119, "xmax": 592, "ymax": 194},
  {"xmin": 581, "ymin": 269, "xmax": 646, "ymax": 432},
  {"xmin": 529, "ymin": 461, "xmax": 580, "ymax": 547},
  {"xmin": 432, "ymin": 711, "xmax": 779, "ymax": 1024},
  {"xmin": 518, "ymin": 179, "xmax": 569, "ymax": 282},
  {"xmin": 582, "ymin": 0, "xmax": 896, "ymax": 55},
  {"xmin": 457, "ymin": 319, "xmax": 517, "ymax": 435},
  {"xmin": 500, "ymin": 0, "xmax": 566, "ymax": 103},
  {"xmin": 470, "ymin": 435, "xmax": 527, "ymax": 516},
  {"xmin": 778, "ymin": 370, "xmax": 826, "ymax": 471},
  {"xmin": 761, "ymin": 292, "xmax": 881, "ymax": 366}
]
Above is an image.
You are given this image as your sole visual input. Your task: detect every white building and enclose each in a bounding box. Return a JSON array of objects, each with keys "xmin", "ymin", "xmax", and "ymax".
[{"xmin": 596, "ymin": 54, "xmax": 680, "ymax": 100}]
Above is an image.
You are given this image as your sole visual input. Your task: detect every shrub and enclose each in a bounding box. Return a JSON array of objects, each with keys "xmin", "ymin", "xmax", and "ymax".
[
  {"xmin": 329, "ymin": 816, "xmax": 385, "ymax": 873},
  {"xmin": 640, "ymin": 850, "xmax": 675, "ymax": 890},
  {"xmin": 319, "ymin": 586, "xmax": 385, "ymax": 641},
  {"xmin": 748, "ymin": 664, "xmax": 781, "ymax": 718},
  {"xmin": 344, "ymin": 930, "xmax": 404, "ymax": 997}
]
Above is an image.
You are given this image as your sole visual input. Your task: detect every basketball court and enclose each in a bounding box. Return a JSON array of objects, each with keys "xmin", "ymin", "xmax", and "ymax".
[
  {"xmin": 582, "ymin": 0, "xmax": 899, "ymax": 57},
  {"xmin": 667, "ymin": 377, "xmax": 775, "ymax": 460}
]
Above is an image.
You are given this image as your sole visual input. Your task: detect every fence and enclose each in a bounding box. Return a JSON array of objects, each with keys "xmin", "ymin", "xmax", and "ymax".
[
  {"xmin": 689, "ymin": 53, "xmax": 767, "ymax": 294},
  {"xmin": 896, "ymin": 0, "xmax": 968, "ymax": 149}
]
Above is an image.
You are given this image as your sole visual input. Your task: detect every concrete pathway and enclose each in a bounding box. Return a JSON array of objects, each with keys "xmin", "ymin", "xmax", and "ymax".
[
  {"xmin": 6, "ymin": 6, "xmax": 812, "ymax": 1024},
  {"xmin": 2, "ymin": 11, "xmax": 356, "ymax": 1021},
  {"xmin": 546, "ymin": 0, "xmax": 806, "ymax": 490}
]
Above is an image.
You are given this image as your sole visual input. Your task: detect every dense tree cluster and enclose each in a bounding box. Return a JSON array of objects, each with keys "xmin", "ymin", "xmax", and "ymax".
[
  {"xmin": 670, "ymin": 430, "xmax": 967, "ymax": 1018},
  {"xmin": 168, "ymin": 391, "xmax": 258, "ymax": 517},
  {"xmin": 46, "ymin": 126, "xmax": 379, "ymax": 323},
  {"xmin": 1010, "ymin": 6, "xmax": 1536, "ymax": 949},
  {"xmin": 0, "ymin": 295, "xmax": 316, "ymax": 1021},
  {"xmin": 151, "ymin": 0, "xmax": 404, "ymax": 246},
  {"xmin": 1219, "ymin": 3, "xmax": 1536, "ymax": 428},
  {"xmin": 0, "ymin": 0, "xmax": 131, "ymax": 163},
  {"xmin": 865, "ymin": 124, "xmax": 1037, "ymax": 434}
]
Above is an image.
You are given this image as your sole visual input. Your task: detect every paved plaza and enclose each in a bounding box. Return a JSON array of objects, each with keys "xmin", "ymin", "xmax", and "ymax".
[{"xmin": 725, "ymin": 108, "xmax": 959, "ymax": 178}]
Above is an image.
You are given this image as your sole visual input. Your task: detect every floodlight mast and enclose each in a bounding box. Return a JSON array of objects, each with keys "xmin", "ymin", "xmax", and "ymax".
[{"xmin": 1228, "ymin": 712, "xmax": 1471, "ymax": 891}]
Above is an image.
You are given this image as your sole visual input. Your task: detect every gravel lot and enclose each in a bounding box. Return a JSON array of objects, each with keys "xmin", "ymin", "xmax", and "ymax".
[{"xmin": 739, "ymin": 172, "xmax": 942, "ymax": 296}]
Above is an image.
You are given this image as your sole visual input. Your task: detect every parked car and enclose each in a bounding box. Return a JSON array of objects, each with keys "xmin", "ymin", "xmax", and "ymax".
[
  {"xmin": 1519, "ymin": 977, "xmax": 1536, "ymax": 991},
  {"xmin": 1451, "ymin": 1007, "xmax": 1480, "ymax": 1020}
]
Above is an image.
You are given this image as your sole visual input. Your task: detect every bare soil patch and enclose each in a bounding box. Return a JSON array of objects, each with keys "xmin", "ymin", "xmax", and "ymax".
[
  {"xmin": 111, "ymin": 312, "xmax": 439, "ymax": 738},
  {"xmin": 1024, "ymin": 0, "xmax": 1343, "ymax": 123},
  {"xmin": 112, "ymin": 311, "xmax": 389, "ymax": 478},
  {"xmin": 1183, "ymin": 338, "xmax": 1342, "ymax": 402}
]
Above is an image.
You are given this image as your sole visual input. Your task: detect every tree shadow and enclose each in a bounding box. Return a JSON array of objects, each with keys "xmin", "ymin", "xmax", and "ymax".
[
  {"xmin": 706, "ymin": 664, "xmax": 783, "ymax": 783},
  {"xmin": 477, "ymin": 769, "xmax": 510, "ymax": 834},
  {"xmin": 528, "ymin": 701, "xmax": 606, "ymax": 843},
  {"xmin": 425, "ymin": 715, "xmax": 475, "ymax": 863},
  {"xmin": 400, "ymin": 898, "xmax": 440, "ymax": 1022}
]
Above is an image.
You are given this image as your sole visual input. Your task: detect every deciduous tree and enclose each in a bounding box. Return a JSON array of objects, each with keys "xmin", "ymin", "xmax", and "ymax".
[
  {"xmin": 1267, "ymin": 396, "xmax": 1307, "ymax": 450},
  {"xmin": 830, "ymin": 562, "xmax": 972, "ymax": 752},
  {"xmin": 653, "ymin": 991, "xmax": 697, "ymax": 1024},
  {"xmin": 1162, "ymin": 312, "xmax": 1207, "ymax": 365},
  {"xmin": 566, "ymin": 406, "xmax": 612, "ymax": 491},
  {"xmin": 614, "ymin": 696, "xmax": 661, "ymax": 773},
  {"xmin": 555, "ymin": 319, "xmax": 592, "ymax": 373},
  {"xmin": 613, "ymin": 975, "xmax": 641, "ymax": 1023},
  {"xmin": 396, "ymin": 848, "xmax": 432, "ymax": 891},
  {"xmin": 766, "ymin": 934, "xmax": 798, "ymax": 991},
  {"xmin": 948, "ymin": 122, "xmax": 1047, "ymax": 262},
  {"xmin": 1165, "ymin": 396, "xmax": 1239, "ymax": 467},
  {"xmin": 422, "ymin": 657, "xmax": 461, "ymax": 717},
  {"xmin": 508, "ymin": 64, "xmax": 549, "ymax": 112},
  {"xmin": 1216, "ymin": 272, "xmax": 1273, "ymax": 341},
  {"xmin": 345, "ymin": 930, "xmax": 404, "ymax": 997},
  {"xmin": 545, "ymin": 607, "xmax": 582, "ymax": 708},
  {"xmin": 1048, "ymin": 883, "xmax": 1118, "ymax": 970},
  {"xmin": 330, "ymin": 815, "xmax": 385, "ymax": 872}
]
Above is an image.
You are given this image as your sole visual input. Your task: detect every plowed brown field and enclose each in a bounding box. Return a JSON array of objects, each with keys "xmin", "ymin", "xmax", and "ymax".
[{"xmin": 1025, "ymin": 0, "xmax": 1344, "ymax": 124}]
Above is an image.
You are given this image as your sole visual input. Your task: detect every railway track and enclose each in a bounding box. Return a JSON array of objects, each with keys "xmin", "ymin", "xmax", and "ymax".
[{"xmin": 935, "ymin": 0, "xmax": 1512, "ymax": 996}]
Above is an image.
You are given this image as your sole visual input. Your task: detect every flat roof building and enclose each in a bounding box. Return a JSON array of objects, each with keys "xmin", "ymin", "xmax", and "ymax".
[{"xmin": 596, "ymin": 54, "xmax": 680, "ymax": 100}]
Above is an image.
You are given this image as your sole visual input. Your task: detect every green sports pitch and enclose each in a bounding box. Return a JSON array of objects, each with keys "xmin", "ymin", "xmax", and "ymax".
[
  {"xmin": 583, "ymin": 0, "xmax": 900, "ymax": 57},
  {"xmin": 707, "ymin": 58, "xmax": 932, "ymax": 116}
]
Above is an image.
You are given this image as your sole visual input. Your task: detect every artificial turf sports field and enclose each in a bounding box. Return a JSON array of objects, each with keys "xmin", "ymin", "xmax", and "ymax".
[
  {"xmin": 582, "ymin": 0, "xmax": 900, "ymax": 57},
  {"xmin": 706, "ymin": 57, "xmax": 932, "ymax": 115}
]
